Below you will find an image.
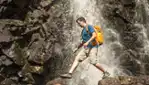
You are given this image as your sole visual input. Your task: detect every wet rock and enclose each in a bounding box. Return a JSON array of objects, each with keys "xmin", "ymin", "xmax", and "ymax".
[
  {"xmin": 1, "ymin": 43, "xmax": 16, "ymax": 58},
  {"xmin": 22, "ymin": 73, "xmax": 35, "ymax": 84},
  {"xmin": 40, "ymin": 0, "xmax": 54, "ymax": 7},
  {"xmin": 120, "ymin": 0, "xmax": 135, "ymax": 6},
  {"xmin": 41, "ymin": 23, "xmax": 49, "ymax": 38},
  {"xmin": 0, "ymin": 50, "xmax": 15, "ymax": 66},
  {"xmin": 18, "ymin": 62, "xmax": 35, "ymax": 84},
  {"xmin": 0, "ymin": 0, "xmax": 31, "ymax": 19},
  {"xmin": 98, "ymin": 76, "xmax": 149, "ymax": 85},
  {"xmin": 98, "ymin": 78, "xmax": 121, "ymax": 85},
  {"xmin": 101, "ymin": 0, "xmax": 149, "ymax": 76},
  {"xmin": 0, "ymin": 0, "xmax": 72, "ymax": 84},
  {"xmin": 21, "ymin": 26, "xmax": 40, "ymax": 36},
  {"xmin": 0, "ymin": 35, "xmax": 11, "ymax": 43},
  {"xmin": 1, "ymin": 58, "xmax": 13, "ymax": 66},
  {"xmin": 28, "ymin": 39, "xmax": 49, "ymax": 64},
  {"xmin": 1, "ymin": 78, "xmax": 16, "ymax": 85},
  {"xmin": 46, "ymin": 78, "xmax": 66, "ymax": 85},
  {"xmin": 32, "ymin": 9, "xmax": 43, "ymax": 18},
  {"xmin": 30, "ymin": 65, "xmax": 43, "ymax": 74},
  {"xmin": 45, "ymin": 76, "xmax": 149, "ymax": 85},
  {"xmin": 0, "ymin": 74, "xmax": 5, "ymax": 82},
  {"xmin": 13, "ymin": 43, "xmax": 26, "ymax": 66},
  {"xmin": 0, "ymin": 19, "xmax": 25, "ymax": 26},
  {"xmin": 9, "ymin": 76, "xmax": 19, "ymax": 82},
  {"xmin": 21, "ymin": 62, "xmax": 43, "ymax": 75}
]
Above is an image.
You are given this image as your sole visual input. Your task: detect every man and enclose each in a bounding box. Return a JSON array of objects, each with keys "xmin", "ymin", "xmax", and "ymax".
[{"xmin": 60, "ymin": 17, "xmax": 110, "ymax": 79}]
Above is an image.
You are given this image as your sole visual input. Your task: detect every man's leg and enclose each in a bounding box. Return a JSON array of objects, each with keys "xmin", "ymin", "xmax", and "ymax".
[
  {"xmin": 94, "ymin": 63, "xmax": 110, "ymax": 79},
  {"xmin": 89, "ymin": 47, "xmax": 110, "ymax": 79},
  {"xmin": 60, "ymin": 48, "xmax": 87, "ymax": 78},
  {"xmin": 68, "ymin": 57, "xmax": 80, "ymax": 74},
  {"xmin": 60, "ymin": 59, "xmax": 80, "ymax": 78},
  {"xmin": 94, "ymin": 63, "xmax": 105, "ymax": 73}
]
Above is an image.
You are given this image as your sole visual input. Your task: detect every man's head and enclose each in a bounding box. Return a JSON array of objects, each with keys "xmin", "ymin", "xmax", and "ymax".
[{"xmin": 76, "ymin": 17, "xmax": 87, "ymax": 27}]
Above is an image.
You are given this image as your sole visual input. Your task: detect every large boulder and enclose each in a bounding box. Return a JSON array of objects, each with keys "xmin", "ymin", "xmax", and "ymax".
[{"xmin": 98, "ymin": 76, "xmax": 149, "ymax": 85}]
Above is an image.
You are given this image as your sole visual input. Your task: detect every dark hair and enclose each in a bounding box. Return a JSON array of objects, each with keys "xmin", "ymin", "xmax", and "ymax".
[{"xmin": 76, "ymin": 17, "xmax": 86, "ymax": 23}]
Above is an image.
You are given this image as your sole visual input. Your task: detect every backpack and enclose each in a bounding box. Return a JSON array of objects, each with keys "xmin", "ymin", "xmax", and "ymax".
[{"xmin": 87, "ymin": 25, "xmax": 104, "ymax": 46}]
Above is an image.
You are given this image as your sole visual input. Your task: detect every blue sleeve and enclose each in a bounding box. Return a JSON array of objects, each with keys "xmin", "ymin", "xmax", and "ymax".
[{"xmin": 88, "ymin": 25, "xmax": 95, "ymax": 33}]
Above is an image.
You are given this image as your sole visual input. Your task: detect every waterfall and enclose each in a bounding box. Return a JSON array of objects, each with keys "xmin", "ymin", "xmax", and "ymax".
[
  {"xmin": 66, "ymin": 0, "xmax": 125, "ymax": 85},
  {"xmin": 131, "ymin": 0, "xmax": 149, "ymax": 75}
]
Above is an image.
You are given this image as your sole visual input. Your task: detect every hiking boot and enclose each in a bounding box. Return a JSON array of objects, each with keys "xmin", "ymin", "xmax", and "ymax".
[
  {"xmin": 102, "ymin": 71, "xmax": 110, "ymax": 79},
  {"xmin": 60, "ymin": 73, "xmax": 72, "ymax": 79}
]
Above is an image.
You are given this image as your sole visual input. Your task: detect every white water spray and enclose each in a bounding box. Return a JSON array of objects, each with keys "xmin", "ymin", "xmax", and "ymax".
[{"xmin": 66, "ymin": 0, "xmax": 124, "ymax": 85}]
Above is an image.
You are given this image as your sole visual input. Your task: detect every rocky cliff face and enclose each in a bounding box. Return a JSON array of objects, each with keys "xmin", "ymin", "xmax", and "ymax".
[
  {"xmin": 0, "ymin": 0, "xmax": 73, "ymax": 85},
  {"xmin": 0, "ymin": 0, "xmax": 149, "ymax": 85},
  {"xmin": 46, "ymin": 76, "xmax": 149, "ymax": 85},
  {"xmin": 98, "ymin": 76, "xmax": 149, "ymax": 85},
  {"xmin": 101, "ymin": 0, "xmax": 149, "ymax": 75}
]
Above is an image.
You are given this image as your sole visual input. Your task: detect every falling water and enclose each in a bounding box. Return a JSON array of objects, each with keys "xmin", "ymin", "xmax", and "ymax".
[
  {"xmin": 131, "ymin": 0, "xmax": 149, "ymax": 75},
  {"xmin": 66, "ymin": 0, "xmax": 125, "ymax": 85}
]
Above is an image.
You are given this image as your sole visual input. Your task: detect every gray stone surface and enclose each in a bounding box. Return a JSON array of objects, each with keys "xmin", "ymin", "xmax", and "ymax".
[{"xmin": 0, "ymin": 0, "xmax": 149, "ymax": 85}]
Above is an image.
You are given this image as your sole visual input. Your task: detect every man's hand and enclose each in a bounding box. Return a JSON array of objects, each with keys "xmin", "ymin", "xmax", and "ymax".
[
  {"xmin": 83, "ymin": 42, "xmax": 89, "ymax": 47},
  {"xmin": 85, "ymin": 32, "xmax": 96, "ymax": 47}
]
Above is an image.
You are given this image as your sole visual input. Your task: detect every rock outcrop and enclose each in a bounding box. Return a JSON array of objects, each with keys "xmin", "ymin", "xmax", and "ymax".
[
  {"xmin": 0, "ymin": 0, "xmax": 72, "ymax": 85},
  {"xmin": 101, "ymin": 0, "xmax": 149, "ymax": 75},
  {"xmin": 45, "ymin": 76, "xmax": 149, "ymax": 85},
  {"xmin": 98, "ymin": 76, "xmax": 149, "ymax": 85}
]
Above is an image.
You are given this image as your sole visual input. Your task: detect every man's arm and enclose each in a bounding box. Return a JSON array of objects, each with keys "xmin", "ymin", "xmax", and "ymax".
[
  {"xmin": 84, "ymin": 32, "xmax": 96, "ymax": 46},
  {"xmin": 73, "ymin": 41, "xmax": 85, "ymax": 53},
  {"xmin": 87, "ymin": 32, "xmax": 96, "ymax": 43},
  {"xmin": 83, "ymin": 25, "xmax": 97, "ymax": 46}
]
